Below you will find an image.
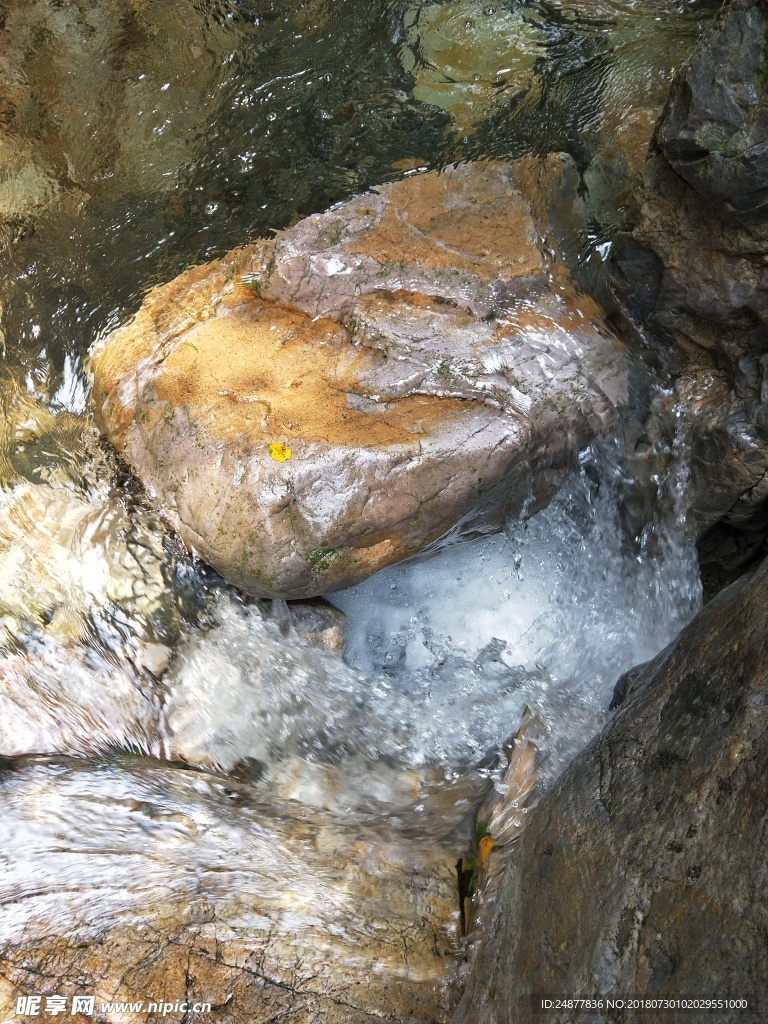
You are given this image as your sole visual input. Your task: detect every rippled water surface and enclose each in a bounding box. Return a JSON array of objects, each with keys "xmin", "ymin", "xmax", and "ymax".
[
  {"xmin": 0, "ymin": 0, "xmax": 717, "ymax": 1017},
  {"xmin": 1, "ymin": 0, "xmax": 716, "ymax": 378}
]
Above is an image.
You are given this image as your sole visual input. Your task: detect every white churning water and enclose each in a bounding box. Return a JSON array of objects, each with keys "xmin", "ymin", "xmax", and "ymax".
[{"xmin": 330, "ymin": 435, "xmax": 702, "ymax": 782}]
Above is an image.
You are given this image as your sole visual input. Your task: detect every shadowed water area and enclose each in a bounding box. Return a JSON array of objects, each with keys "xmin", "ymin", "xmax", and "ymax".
[{"xmin": 0, "ymin": 1, "xmax": 720, "ymax": 1020}]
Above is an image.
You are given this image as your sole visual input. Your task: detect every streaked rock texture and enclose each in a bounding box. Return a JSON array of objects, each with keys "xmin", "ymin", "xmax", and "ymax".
[
  {"xmin": 0, "ymin": 762, "xmax": 463, "ymax": 1024},
  {"xmin": 454, "ymin": 554, "xmax": 768, "ymax": 1024},
  {"xmin": 91, "ymin": 159, "xmax": 627, "ymax": 598},
  {"xmin": 0, "ymin": 669, "xmax": 542, "ymax": 1023},
  {"xmin": 655, "ymin": 0, "xmax": 768, "ymax": 225}
]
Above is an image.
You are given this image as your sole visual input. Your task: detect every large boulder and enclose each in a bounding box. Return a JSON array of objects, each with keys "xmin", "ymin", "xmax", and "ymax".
[
  {"xmin": 91, "ymin": 158, "xmax": 627, "ymax": 599},
  {"xmin": 454, "ymin": 554, "xmax": 768, "ymax": 1024}
]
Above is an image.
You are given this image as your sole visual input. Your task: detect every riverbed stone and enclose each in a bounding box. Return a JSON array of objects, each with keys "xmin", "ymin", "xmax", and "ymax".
[
  {"xmin": 0, "ymin": 0, "xmax": 227, "ymax": 241},
  {"xmin": 454, "ymin": 554, "xmax": 768, "ymax": 1024},
  {"xmin": 399, "ymin": 1, "xmax": 544, "ymax": 133},
  {"xmin": 0, "ymin": 671, "xmax": 545, "ymax": 1022},
  {"xmin": 91, "ymin": 159, "xmax": 627, "ymax": 599}
]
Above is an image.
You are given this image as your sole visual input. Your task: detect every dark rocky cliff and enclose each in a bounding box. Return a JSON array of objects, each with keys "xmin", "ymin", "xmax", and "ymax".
[
  {"xmin": 611, "ymin": 0, "xmax": 768, "ymax": 593},
  {"xmin": 454, "ymin": 544, "xmax": 768, "ymax": 1024},
  {"xmin": 454, "ymin": 7, "xmax": 768, "ymax": 1020}
]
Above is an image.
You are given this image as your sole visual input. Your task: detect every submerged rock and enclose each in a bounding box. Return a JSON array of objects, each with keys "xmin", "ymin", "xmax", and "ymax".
[
  {"xmin": 0, "ymin": 761, "xmax": 463, "ymax": 1024},
  {"xmin": 400, "ymin": 0, "xmax": 544, "ymax": 133},
  {"xmin": 260, "ymin": 595, "xmax": 347, "ymax": 654},
  {"xmin": 0, "ymin": 575, "xmax": 548, "ymax": 1022},
  {"xmin": 0, "ymin": 657, "xmax": 543, "ymax": 1023},
  {"xmin": 455, "ymin": 554, "xmax": 768, "ymax": 1024},
  {"xmin": 0, "ymin": 0, "xmax": 227, "ymax": 240},
  {"xmin": 91, "ymin": 159, "xmax": 627, "ymax": 599}
]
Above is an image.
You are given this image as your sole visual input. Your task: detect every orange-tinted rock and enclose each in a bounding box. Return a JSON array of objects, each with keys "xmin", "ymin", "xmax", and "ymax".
[
  {"xmin": 91, "ymin": 160, "xmax": 627, "ymax": 598},
  {"xmin": 258, "ymin": 159, "xmax": 560, "ymax": 318}
]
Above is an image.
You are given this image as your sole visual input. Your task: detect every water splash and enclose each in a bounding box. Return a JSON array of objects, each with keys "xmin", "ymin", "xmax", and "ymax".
[
  {"xmin": 0, "ymin": 393, "xmax": 701, "ymax": 797},
  {"xmin": 331, "ymin": 430, "xmax": 701, "ymax": 781}
]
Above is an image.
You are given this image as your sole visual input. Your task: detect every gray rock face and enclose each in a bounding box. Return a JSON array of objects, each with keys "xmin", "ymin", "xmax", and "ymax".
[
  {"xmin": 656, "ymin": 0, "xmax": 768, "ymax": 224},
  {"xmin": 609, "ymin": 0, "xmax": 768, "ymax": 586},
  {"xmin": 258, "ymin": 157, "xmax": 576, "ymax": 319},
  {"xmin": 91, "ymin": 159, "xmax": 627, "ymax": 599},
  {"xmin": 454, "ymin": 555, "xmax": 768, "ymax": 1024}
]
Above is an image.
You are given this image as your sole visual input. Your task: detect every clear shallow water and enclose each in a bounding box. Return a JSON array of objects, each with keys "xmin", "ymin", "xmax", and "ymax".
[
  {"xmin": 0, "ymin": 0, "xmax": 715, "ymax": 1013},
  {"xmin": 0, "ymin": 0, "xmax": 716, "ymax": 383},
  {"xmin": 403, "ymin": 0, "xmax": 712, "ymax": 161}
]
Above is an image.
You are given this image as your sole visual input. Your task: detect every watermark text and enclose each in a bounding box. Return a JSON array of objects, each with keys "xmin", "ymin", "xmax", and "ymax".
[{"xmin": 16, "ymin": 995, "xmax": 212, "ymax": 1017}]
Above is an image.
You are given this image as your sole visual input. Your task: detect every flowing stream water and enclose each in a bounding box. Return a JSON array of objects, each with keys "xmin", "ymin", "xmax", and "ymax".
[{"xmin": 0, "ymin": 1, "xmax": 718, "ymax": 1019}]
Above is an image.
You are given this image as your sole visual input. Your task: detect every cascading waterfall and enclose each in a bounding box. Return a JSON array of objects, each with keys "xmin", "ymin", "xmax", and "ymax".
[{"xmin": 0, "ymin": 413, "xmax": 702, "ymax": 988}]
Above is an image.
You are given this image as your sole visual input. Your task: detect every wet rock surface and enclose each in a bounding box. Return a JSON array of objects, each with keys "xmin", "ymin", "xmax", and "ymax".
[
  {"xmin": 0, "ymin": 512, "xmax": 551, "ymax": 1023},
  {"xmin": 0, "ymin": 762, "xmax": 463, "ymax": 1024},
  {"xmin": 655, "ymin": 0, "xmax": 768, "ymax": 225},
  {"xmin": 0, "ymin": 382, "xmax": 555, "ymax": 1022},
  {"xmin": 0, "ymin": 518, "xmax": 473, "ymax": 1024},
  {"xmin": 454, "ymin": 554, "xmax": 768, "ymax": 1024},
  {"xmin": 609, "ymin": 0, "xmax": 768, "ymax": 586},
  {"xmin": 91, "ymin": 159, "xmax": 627, "ymax": 599},
  {"xmin": 0, "ymin": 2, "xmax": 756, "ymax": 1023},
  {"xmin": 0, "ymin": 674, "xmax": 546, "ymax": 1023}
]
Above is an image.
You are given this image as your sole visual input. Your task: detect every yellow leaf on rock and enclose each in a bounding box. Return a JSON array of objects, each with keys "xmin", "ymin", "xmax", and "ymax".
[
  {"xmin": 478, "ymin": 835, "xmax": 495, "ymax": 865},
  {"xmin": 269, "ymin": 443, "xmax": 292, "ymax": 462}
]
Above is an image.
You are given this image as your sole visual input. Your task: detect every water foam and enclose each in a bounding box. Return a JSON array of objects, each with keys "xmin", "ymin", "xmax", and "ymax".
[{"xmin": 330, "ymin": 436, "xmax": 702, "ymax": 779}]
